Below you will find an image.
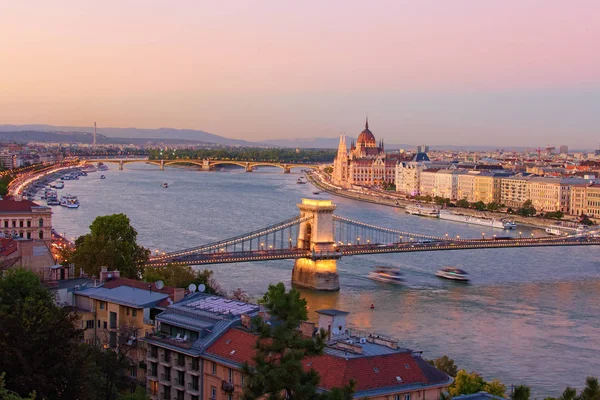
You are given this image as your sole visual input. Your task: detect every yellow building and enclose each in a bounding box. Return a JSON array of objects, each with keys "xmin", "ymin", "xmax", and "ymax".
[
  {"xmin": 569, "ymin": 184, "xmax": 600, "ymax": 218},
  {"xmin": 500, "ymin": 175, "xmax": 532, "ymax": 208}
]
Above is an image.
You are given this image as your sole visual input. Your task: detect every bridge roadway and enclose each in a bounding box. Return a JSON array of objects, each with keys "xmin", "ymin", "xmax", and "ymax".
[
  {"xmin": 146, "ymin": 235, "xmax": 600, "ymax": 267},
  {"xmin": 80, "ymin": 157, "xmax": 321, "ymax": 172}
]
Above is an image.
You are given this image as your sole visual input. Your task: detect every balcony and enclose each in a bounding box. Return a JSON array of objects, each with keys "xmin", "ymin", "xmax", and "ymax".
[
  {"xmin": 144, "ymin": 318, "xmax": 156, "ymax": 327},
  {"xmin": 222, "ymin": 380, "xmax": 235, "ymax": 393},
  {"xmin": 160, "ymin": 374, "xmax": 171, "ymax": 385},
  {"xmin": 173, "ymin": 360, "xmax": 186, "ymax": 371},
  {"xmin": 147, "ymin": 352, "xmax": 158, "ymax": 362},
  {"xmin": 173, "ymin": 378, "xmax": 185, "ymax": 390},
  {"xmin": 188, "ymin": 383, "xmax": 200, "ymax": 394},
  {"xmin": 145, "ymin": 332, "xmax": 194, "ymax": 350},
  {"xmin": 147, "ymin": 371, "xmax": 158, "ymax": 381},
  {"xmin": 188, "ymin": 362, "xmax": 201, "ymax": 375},
  {"xmin": 160, "ymin": 355, "xmax": 171, "ymax": 366}
]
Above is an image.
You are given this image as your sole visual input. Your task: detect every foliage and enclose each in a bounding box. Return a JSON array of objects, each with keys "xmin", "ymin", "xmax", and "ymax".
[
  {"xmin": 486, "ymin": 202, "xmax": 501, "ymax": 211},
  {"xmin": 231, "ymin": 287, "xmax": 250, "ymax": 302},
  {"xmin": 148, "ymin": 147, "xmax": 336, "ymax": 163},
  {"xmin": 381, "ymin": 182, "xmax": 396, "ymax": 191},
  {"xmin": 483, "ymin": 379, "xmax": 507, "ymax": 397},
  {"xmin": 456, "ymin": 199, "xmax": 470, "ymax": 209},
  {"xmin": 323, "ymin": 166, "xmax": 333, "ymax": 174},
  {"xmin": 242, "ymin": 282, "xmax": 355, "ymax": 400},
  {"xmin": 449, "ymin": 370, "xmax": 486, "ymax": 397},
  {"xmin": 544, "ymin": 211, "xmax": 564, "ymax": 220},
  {"xmin": 471, "ymin": 201, "xmax": 486, "ymax": 211},
  {"xmin": 580, "ymin": 377, "xmax": 600, "ymax": 400},
  {"xmin": 579, "ymin": 214, "xmax": 595, "ymax": 226},
  {"xmin": 434, "ymin": 196, "xmax": 452, "ymax": 205},
  {"xmin": 143, "ymin": 265, "xmax": 224, "ymax": 294},
  {"xmin": 73, "ymin": 214, "xmax": 150, "ymax": 278},
  {"xmin": 516, "ymin": 200, "xmax": 536, "ymax": 217},
  {"xmin": 0, "ymin": 176, "xmax": 12, "ymax": 196},
  {"xmin": 413, "ymin": 195, "xmax": 433, "ymax": 202},
  {"xmin": 0, "ymin": 269, "xmax": 90, "ymax": 399},
  {"xmin": 511, "ymin": 385, "xmax": 531, "ymax": 400},
  {"xmin": 118, "ymin": 387, "xmax": 150, "ymax": 400},
  {"xmin": 429, "ymin": 355, "xmax": 458, "ymax": 378},
  {"xmin": 0, "ymin": 372, "xmax": 36, "ymax": 400}
]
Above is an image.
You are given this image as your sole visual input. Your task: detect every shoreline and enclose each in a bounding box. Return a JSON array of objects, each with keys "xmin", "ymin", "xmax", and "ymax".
[{"xmin": 306, "ymin": 172, "xmax": 575, "ymax": 231}]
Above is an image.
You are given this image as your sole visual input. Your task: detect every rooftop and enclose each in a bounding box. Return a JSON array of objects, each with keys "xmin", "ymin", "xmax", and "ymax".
[
  {"xmin": 452, "ymin": 392, "xmax": 506, "ymax": 400},
  {"xmin": 77, "ymin": 285, "xmax": 170, "ymax": 308},
  {"xmin": 316, "ymin": 309, "xmax": 349, "ymax": 317},
  {"xmin": 0, "ymin": 196, "xmax": 50, "ymax": 213}
]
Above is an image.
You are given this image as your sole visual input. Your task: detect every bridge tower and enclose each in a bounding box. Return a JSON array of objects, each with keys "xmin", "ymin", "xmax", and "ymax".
[{"xmin": 291, "ymin": 198, "xmax": 341, "ymax": 291}]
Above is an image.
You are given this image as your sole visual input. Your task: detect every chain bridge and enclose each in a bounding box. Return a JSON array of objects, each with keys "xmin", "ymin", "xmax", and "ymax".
[
  {"xmin": 146, "ymin": 199, "xmax": 600, "ymax": 291},
  {"xmin": 80, "ymin": 157, "xmax": 319, "ymax": 172}
]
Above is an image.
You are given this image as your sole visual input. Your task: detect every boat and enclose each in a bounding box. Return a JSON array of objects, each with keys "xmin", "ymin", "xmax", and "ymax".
[
  {"xmin": 46, "ymin": 197, "xmax": 60, "ymax": 206},
  {"xmin": 435, "ymin": 267, "xmax": 470, "ymax": 282},
  {"xmin": 60, "ymin": 195, "xmax": 80, "ymax": 209},
  {"xmin": 162, "ymin": 182, "xmax": 168, "ymax": 188},
  {"xmin": 82, "ymin": 164, "xmax": 97, "ymax": 173},
  {"xmin": 100, "ymin": 175, "xmax": 106, "ymax": 179},
  {"xmin": 97, "ymin": 162, "xmax": 109, "ymax": 171},
  {"xmin": 54, "ymin": 181, "xmax": 65, "ymax": 189},
  {"xmin": 368, "ymin": 266, "xmax": 404, "ymax": 284},
  {"xmin": 438, "ymin": 210, "xmax": 516, "ymax": 229},
  {"xmin": 313, "ymin": 191, "xmax": 320, "ymax": 195},
  {"xmin": 405, "ymin": 204, "xmax": 439, "ymax": 217},
  {"xmin": 297, "ymin": 178, "xmax": 306, "ymax": 184},
  {"xmin": 545, "ymin": 227, "xmax": 567, "ymax": 236}
]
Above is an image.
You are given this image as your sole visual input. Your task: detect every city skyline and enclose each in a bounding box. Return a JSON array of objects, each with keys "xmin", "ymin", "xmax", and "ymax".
[{"xmin": 1, "ymin": 1, "xmax": 599, "ymax": 147}]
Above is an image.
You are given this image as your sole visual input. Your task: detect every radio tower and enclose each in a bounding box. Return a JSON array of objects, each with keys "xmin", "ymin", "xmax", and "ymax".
[{"xmin": 93, "ymin": 122, "xmax": 97, "ymax": 149}]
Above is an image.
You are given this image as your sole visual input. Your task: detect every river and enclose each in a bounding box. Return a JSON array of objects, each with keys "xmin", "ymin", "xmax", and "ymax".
[{"xmin": 51, "ymin": 163, "xmax": 600, "ymax": 397}]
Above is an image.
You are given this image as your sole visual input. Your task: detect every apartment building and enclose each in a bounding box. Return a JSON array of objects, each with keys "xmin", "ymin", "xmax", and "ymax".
[
  {"xmin": 0, "ymin": 196, "xmax": 52, "ymax": 240},
  {"xmin": 457, "ymin": 172, "xmax": 477, "ymax": 201},
  {"xmin": 144, "ymin": 296, "xmax": 452, "ymax": 400},
  {"xmin": 395, "ymin": 161, "xmax": 428, "ymax": 196},
  {"xmin": 528, "ymin": 177, "xmax": 588, "ymax": 214},
  {"xmin": 419, "ymin": 169, "xmax": 441, "ymax": 197},
  {"xmin": 434, "ymin": 170, "xmax": 461, "ymax": 200},
  {"xmin": 499, "ymin": 175, "xmax": 533, "ymax": 208},
  {"xmin": 569, "ymin": 184, "xmax": 600, "ymax": 218},
  {"xmin": 67, "ymin": 270, "xmax": 185, "ymax": 385}
]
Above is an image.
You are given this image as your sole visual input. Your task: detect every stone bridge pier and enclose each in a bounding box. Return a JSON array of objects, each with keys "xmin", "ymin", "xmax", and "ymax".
[
  {"xmin": 245, "ymin": 162, "xmax": 253, "ymax": 172},
  {"xmin": 160, "ymin": 160, "xmax": 164, "ymax": 171},
  {"xmin": 202, "ymin": 159, "xmax": 213, "ymax": 171},
  {"xmin": 283, "ymin": 165, "xmax": 291, "ymax": 173},
  {"xmin": 119, "ymin": 160, "xmax": 124, "ymax": 170},
  {"xmin": 291, "ymin": 198, "xmax": 340, "ymax": 291}
]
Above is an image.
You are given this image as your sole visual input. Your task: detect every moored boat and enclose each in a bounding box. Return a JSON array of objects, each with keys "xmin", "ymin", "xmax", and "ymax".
[
  {"xmin": 60, "ymin": 194, "xmax": 80, "ymax": 209},
  {"xmin": 97, "ymin": 162, "xmax": 109, "ymax": 171},
  {"xmin": 405, "ymin": 204, "xmax": 439, "ymax": 217},
  {"xmin": 54, "ymin": 181, "xmax": 65, "ymax": 189},
  {"xmin": 438, "ymin": 210, "xmax": 516, "ymax": 229},
  {"xmin": 368, "ymin": 266, "xmax": 403, "ymax": 284},
  {"xmin": 297, "ymin": 178, "xmax": 306, "ymax": 184},
  {"xmin": 435, "ymin": 267, "xmax": 470, "ymax": 282}
]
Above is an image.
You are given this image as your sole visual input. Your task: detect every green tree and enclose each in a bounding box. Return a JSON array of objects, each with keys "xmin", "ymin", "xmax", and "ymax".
[
  {"xmin": 0, "ymin": 372, "xmax": 36, "ymax": 400},
  {"xmin": 544, "ymin": 211, "xmax": 564, "ymax": 220},
  {"xmin": 516, "ymin": 200, "xmax": 536, "ymax": 217},
  {"xmin": 448, "ymin": 370, "xmax": 485, "ymax": 396},
  {"xmin": 118, "ymin": 386, "xmax": 150, "ymax": 400},
  {"xmin": 456, "ymin": 199, "xmax": 470, "ymax": 209},
  {"xmin": 580, "ymin": 377, "xmax": 600, "ymax": 400},
  {"xmin": 73, "ymin": 214, "xmax": 150, "ymax": 278},
  {"xmin": 143, "ymin": 266, "xmax": 223, "ymax": 294},
  {"xmin": 242, "ymin": 282, "xmax": 355, "ymax": 400},
  {"xmin": 511, "ymin": 385, "xmax": 531, "ymax": 400},
  {"xmin": 483, "ymin": 379, "xmax": 507, "ymax": 397},
  {"xmin": 579, "ymin": 214, "xmax": 594, "ymax": 226},
  {"xmin": 0, "ymin": 269, "xmax": 90, "ymax": 399},
  {"xmin": 487, "ymin": 202, "xmax": 500, "ymax": 211},
  {"xmin": 429, "ymin": 355, "xmax": 458, "ymax": 378},
  {"xmin": 323, "ymin": 166, "xmax": 333, "ymax": 174},
  {"xmin": 471, "ymin": 201, "xmax": 486, "ymax": 211}
]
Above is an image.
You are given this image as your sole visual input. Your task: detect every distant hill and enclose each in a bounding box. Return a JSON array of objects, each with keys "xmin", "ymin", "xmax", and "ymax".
[
  {"xmin": 260, "ymin": 137, "xmax": 413, "ymax": 150},
  {"xmin": 0, "ymin": 124, "xmax": 261, "ymax": 147}
]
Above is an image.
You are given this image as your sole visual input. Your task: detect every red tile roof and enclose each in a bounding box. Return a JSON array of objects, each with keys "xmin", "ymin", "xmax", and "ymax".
[
  {"xmin": 0, "ymin": 238, "xmax": 18, "ymax": 257},
  {"xmin": 0, "ymin": 197, "xmax": 44, "ymax": 213},
  {"xmin": 206, "ymin": 328, "xmax": 438, "ymax": 392}
]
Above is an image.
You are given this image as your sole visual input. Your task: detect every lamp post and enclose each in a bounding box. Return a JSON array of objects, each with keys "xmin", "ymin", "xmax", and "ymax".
[
  {"xmin": 519, "ymin": 231, "xmax": 522, "ymax": 239},
  {"xmin": 481, "ymin": 232, "xmax": 485, "ymax": 240},
  {"xmin": 357, "ymin": 237, "xmax": 360, "ymax": 245}
]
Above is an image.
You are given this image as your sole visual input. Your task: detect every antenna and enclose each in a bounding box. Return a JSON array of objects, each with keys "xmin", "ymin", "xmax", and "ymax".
[
  {"xmin": 93, "ymin": 122, "xmax": 97, "ymax": 149},
  {"xmin": 197, "ymin": 283, "xmax": 206, "ymax": 293},
  {"xmin": 155, "ymin": 280, "xmax": 164, "ymax": 290},
  {"xmin": 188, "ymin": 283, "xmax": 197, "ymax": 292}
]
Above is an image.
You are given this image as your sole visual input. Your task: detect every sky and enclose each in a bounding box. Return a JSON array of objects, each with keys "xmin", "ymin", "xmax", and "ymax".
[{"xmin": 1, "ymin": 1, "xmax": 599, "ymax": 148}]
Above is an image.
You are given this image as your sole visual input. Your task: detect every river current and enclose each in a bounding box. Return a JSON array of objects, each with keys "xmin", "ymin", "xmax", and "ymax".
[{"xmin": 51, "ymin": 164, "xmax": 600, "ymax": 397}]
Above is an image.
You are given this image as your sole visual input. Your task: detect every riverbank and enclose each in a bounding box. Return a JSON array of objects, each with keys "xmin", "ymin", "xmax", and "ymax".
[{"xmin": 307, "ymin": 172, "xmax": 577, "ymax": 231}]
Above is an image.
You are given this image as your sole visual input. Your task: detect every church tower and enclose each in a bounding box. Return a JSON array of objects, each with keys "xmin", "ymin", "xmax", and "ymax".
[{"xmin": 332, "ymin": 134, "xmax": 348, "ymax": 185}]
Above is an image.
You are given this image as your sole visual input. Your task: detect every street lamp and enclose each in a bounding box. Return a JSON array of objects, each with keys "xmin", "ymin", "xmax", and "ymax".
[
  {"xmin": 260, "ymin": 243, "xmax": 264, "ymax": 250},
  {"xmin": 531, "ymin": 233, "xmax": 535, "ymax": 239},
  {"xmin": 357, "ymin": 237, "xmax": 360, "ymax": 245},
  {"xmin": 519, "ymin": 231, "xmax": 522, "ymax": 239},
  {"xmin": 481, "ymin": 233, "xmax": 485, "ymax": 240}
]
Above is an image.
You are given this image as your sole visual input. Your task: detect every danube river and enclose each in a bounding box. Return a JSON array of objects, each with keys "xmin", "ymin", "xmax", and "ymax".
[{"xmin": 52, "ymin": 164, "xmax": 600, "ymax": 396}]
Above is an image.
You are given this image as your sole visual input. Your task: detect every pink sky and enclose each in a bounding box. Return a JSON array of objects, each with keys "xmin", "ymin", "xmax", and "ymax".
[{"xmin": 1, "ymin": 1, "xmax": 599, "ymax": 147}]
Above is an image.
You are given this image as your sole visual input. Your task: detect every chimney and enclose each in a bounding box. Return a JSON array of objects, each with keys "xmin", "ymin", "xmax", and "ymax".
[
  {"xmin": 173, "ymin": 288, "xmax": 184, "ymax": 303},
  {"xmin": 241, "ymin": 314, "xmax": 252, "ymax": 329}
]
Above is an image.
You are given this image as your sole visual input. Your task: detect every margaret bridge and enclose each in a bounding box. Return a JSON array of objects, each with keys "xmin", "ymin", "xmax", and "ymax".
[
  {"xmin": 146, "ymin": 198, "xmax": 600, "ymax": 291},
  {"xmin": 80, "ymin": 157, "xmax": 320, "ymax": 172}
]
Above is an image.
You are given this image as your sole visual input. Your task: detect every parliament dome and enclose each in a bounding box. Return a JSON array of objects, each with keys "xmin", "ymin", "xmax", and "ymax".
[{"xmin": 357, "ymin": 118, "xmax": 376, "ymax": 146}]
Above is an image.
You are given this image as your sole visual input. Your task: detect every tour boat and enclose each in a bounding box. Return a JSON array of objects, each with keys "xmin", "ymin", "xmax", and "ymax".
[
  {"xmin": 545, "ymin": 227, "xmax": 567, "ymax": 236},
  {"xmin": 97, "ymin": 162, "xmax": 109, "ymax": 171},
  {"xmin": 438, "ymin": 210, "xmax": 516, "ymax": 230},
  {"xmin": 368, "ymin": 266, "xmax": 404, "ymax": 284},
  {"xmin": 54, "ymin": 181, "xmax": 65, "ymax": 189},
  {"xmin": 46, "ymin": 197, "xmax": 60, "ymax": 206},
  {"xmin": 82, "ymin": 164, "xmax": 97, "ymax": 173},
  {"xmin": 435, "ymin": 267, "xmax": 470, "ymax": 282},
  {"xmin": 405, "ymin": 204, "xmax": 439, "ymax": 218},
  {"xmin": 162, "ymin": 182, "xmax": 168, "ymax": 188},
  {"xmin": 60, "ymin": 195, "xmax": 80, "ymax": 209}
]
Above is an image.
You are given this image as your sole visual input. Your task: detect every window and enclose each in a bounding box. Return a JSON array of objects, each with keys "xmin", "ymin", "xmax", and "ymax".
[
  {"xmin": 395, "ymin": 395, "xmax": 400, "ymax": 400},
  {"xmin": 227, "ymin": 395, "xmax": 232, "ymax": 400},
  {"xmin": 130, "ymin": 366, "xmax": 137, "ymax": 377},
  {"xmin": 176, "ymin": 390, "xmax": 184, "ymax": 400},
  {"xmin": 3, "ymin": 221, "xmax": 7, "ymax": 228},
  {"xmin": 126, "ymin": 308, "xmax": 130, "ymax": 316},
  {"xmin": 177, "ymin": 353, "xmax": 184, "ymax": 367},
  {"xmin": 97, "ymin": 320, "xmax": 100, "ymax": 328},
  {"xmin": 132, "ymin": 309, "xmax": 137, "ymax": 317},
  {"xmin": 192, "ymin": 396, "xmax": 199, "ymax": 400},
  {"xmin": 228, "ymin": 368, "xmax": 233, "ymax": 383},
  {"xmin": 99, "ymin": 301, "xmax": 105, "ymax": 310},
  {"xmin": 405, "ymin": 394, "xmax": 411, "ymax": 400},
  {"xmin": 86, "ymin": 320, "xmax": 94, "ymax": 329},
  {"xmin": 38, "ymin": 218, "xmax": 44, "ymax": 227},
  {"xmin": 151, "ymin": 362, "xmax": 157, "ymax": 377},
  {"xmin": 177, "ymin": 370, "xmax": 184, "ymax": 386},
  {"xmin": 26, "ymin": 232, "xmax": 31, "ymax": 239},
  {"xmin": 212, "ymin": 362, "xmax": 217, "ymax": 374},
  {"xmin": 241, "ymin": 373, "xmax": 245, "ymax": 385},
  {"xmin": 38, "ymin": 230, "xmax": 43, "ymax": 239},
  {"xmin": 19, "ymin": 220, "xmax": 23, "ymax": 227},
  {"xmin": 211, "ymin": 386, "xmax": 217, "ymax": 399},
  {"xmin": 103, "ymin": 321, "xmax": 107, "ymax": 329},
  {"xmin": 26, "ymin": 220, "xmax": 31, "ymax": 227}
]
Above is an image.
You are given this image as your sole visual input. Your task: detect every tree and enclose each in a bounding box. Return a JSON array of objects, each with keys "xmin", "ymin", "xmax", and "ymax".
[
  {"xmin": 511, "ymin": 385, "xmax": 531, "ymax": 400},
  {"xmin": 579, "ymin": 214, "xmax": 595, "ymax": 226},
  {"xmin": 487, "ymin": 202, "xmax": 500, "ymax": 211},
  {"xmin": 73, "ymin": 214, "xmax": 150, "ymax": 278},
  {"xmin": 0, "ymin": 269, "xmax": 91, "ymax": 399},
  {"xmin": 516, "ymin": 200, "xmax": 536, "ymax": 217},
  {"xmin": 544, "ymin": 211, "xmax": 564, "ymax": 220},
  {"xmin": 471, "ymin": 201, "xmax": 486, "ymax": 211},
  {"xmin": 118, "ymin": 387, "xmax": 150, "ymax": 400},
  {"xmin": 580, "ymin": 377, "xmax": 600, "ymax": 400},
  {"xmin": 231, "ymin": 287, "xmax": 250, "ymax": 302},
  {"xmin": 483, "ymin": 379, "xmax": 507, "ymax": 397},
  {"xmin": 448, "ymin": 370, "xmax": 485, "ymax": 396},
  {"xmin": 456, "ymin": 199, "xmax": 470, "ymax": 209},
  {"xmin": 143, "ymin": 266, "xmax": 224, "ymax": 294},
  {"xmin": 0, "ymin": 372, "xmax": 36, "ymax": 400},
  {"xmin": 242, "ymin": 283, "xmax": 355, "ymax": 400},
  {"xmin": 429, "ymin": 355, "xmax": 458, "ymax": 378}
]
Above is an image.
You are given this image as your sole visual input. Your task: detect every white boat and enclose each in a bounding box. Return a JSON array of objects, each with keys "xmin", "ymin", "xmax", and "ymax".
[
  {"xmin": 297, "ymin": 178, "xmax": 306, "ymax": 184},
  {"xmin": 405, "ymin": 204, "xmax": 439, "ymax": 217},
  {"xmin": 97, "ymin": 162, "xmax": 109, "ymax": 171},
  {"xmin": 46, "ymin": 197, "xmax": 60, "ymax": 206},
  {"xmin": 60, "ymin": 195, "xmax": 80, "ymax": 209},
  {"xmin": 545, "ymin": 227, "xmax": 567, "ymax": 236},
  {"xmin": 368, "ymin": 266, "xmax": 403, "ymax": 284},
  {"xmin": 162, "ymin": 182, "xmax": 168, "ymax": 188},
  {"xmin": 54, "ymin": 181, "xmax": 65, "ymax": 189},
  {"xmin": 436, "ymin": 267, "xmax": 470, "ymax": 282},
  {"xmin": 438, "ymin": 210, "xmax": 516, "ymax": 229}
]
